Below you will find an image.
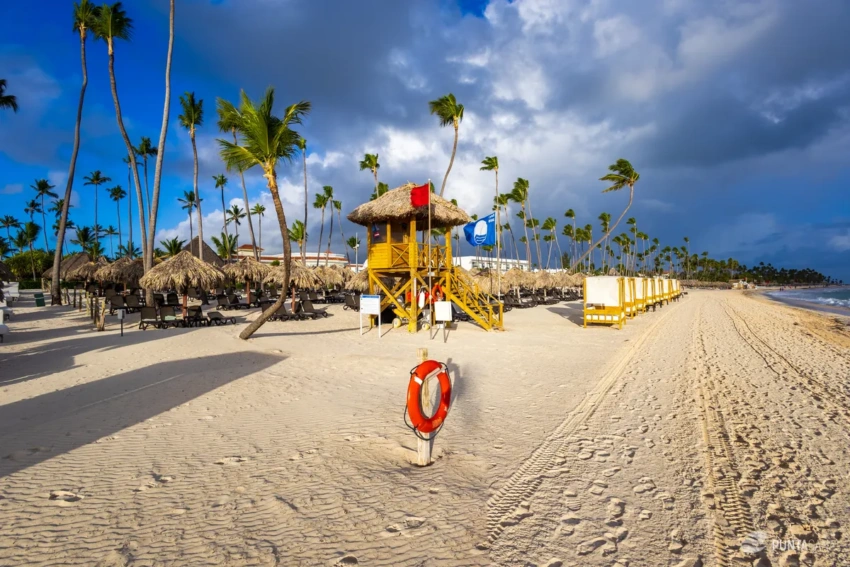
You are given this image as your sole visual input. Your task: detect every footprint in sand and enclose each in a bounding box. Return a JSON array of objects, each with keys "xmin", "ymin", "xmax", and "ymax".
[
  {"xmin": 633, "ymin": 477, "xmax": 656, "ymax": 494},
  {"xmin": 589, "ymin": 480, "xmax": 608, "ymax": 496},
  {"xmin": 333, "ymin": 555, "xmax": 359, "ymax": 566},
  {"xmin": 215, "ymin": 456, "xmax": 248, "ymax": 466},
  {"xmin": 49, "ymin": 490, "xmax": 83, "ymax": 506}
]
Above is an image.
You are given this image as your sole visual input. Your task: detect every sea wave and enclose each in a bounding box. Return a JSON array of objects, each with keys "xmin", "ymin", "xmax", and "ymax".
[{"xmin": 768, "ymin": 288, "xmax": 850, "ymax": 309}]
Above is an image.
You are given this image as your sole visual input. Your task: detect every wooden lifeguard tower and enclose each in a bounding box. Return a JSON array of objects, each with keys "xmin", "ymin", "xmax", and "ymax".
[{"xmin": 347, "ymin": 182, "xmax": 504, "ymax": 332}]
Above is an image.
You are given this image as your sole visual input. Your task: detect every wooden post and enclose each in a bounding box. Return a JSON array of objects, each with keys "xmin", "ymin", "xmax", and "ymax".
[{"xmin": 416, "ymin": 347, "xmax": 434, "ymax": 466}]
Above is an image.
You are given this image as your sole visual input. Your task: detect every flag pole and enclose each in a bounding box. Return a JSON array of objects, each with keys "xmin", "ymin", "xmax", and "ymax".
[{"xmin": 427, "ymin": 179, "xmax": 432, "ymax": 328}]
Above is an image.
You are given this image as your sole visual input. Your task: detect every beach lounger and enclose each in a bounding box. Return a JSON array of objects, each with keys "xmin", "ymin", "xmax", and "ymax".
[
  {"xmin": 139, "ymin": 306, "xmax": 163, "ymax": 330},
  {"xmin": 269, "ymin": 304, "xmax": 293, "ymax": 321},
  {"xmin": 165, "ymin": 292, "xmax": 180, "ymax": 307},
  {"xmin": 160, "ymin": 306, "xmax": 187, "ymax": 328},
  {"xmin": 583, "ymin": 276, "xmax": 626, "ymax": 329},
  {"xmin": 227, "ymin": 294, "xmax": 251, "ymax": 309},
  {"xmin": 207, "ymin": 311, "xmax": 236, "ymax": 325},
  {"xmin": 109, "ymin": 295, "xmax": 126, "ymax": 315},
  {"xmin": 343, "ymin": 294, "xmax": 360, "ymax": 311},
  {"xmin": 125, "ymin": 294, "xmax": 141, "ymax": 313},
  {"xmin": 0, "ymin": 309, "xmax": 9, "ymax": 343},
  {"xmin": 624, "ymin": 277, "xmax": 636, "ymax": 318},
  {"xmin": 301, "ymin": 300, "xmax": 329, "ymax": 318},
  {"xmin": 186, "ymin": 305, "xmax": 210, "ymax": 327}
]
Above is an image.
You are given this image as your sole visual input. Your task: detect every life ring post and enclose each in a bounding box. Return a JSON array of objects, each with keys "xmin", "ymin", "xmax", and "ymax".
[{"xmin": 416, "ymin": 348, "xmax": 434, "ymax": 466}]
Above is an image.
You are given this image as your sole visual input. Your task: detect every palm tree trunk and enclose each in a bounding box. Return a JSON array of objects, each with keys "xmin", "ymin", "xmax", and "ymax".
[
  {"xmin": 146, "ymin": 0, "xmax": 175, "ymax": 306},
  {"xmin": 52, "ymin": 26, "xmax": 89, "ymax": 302},
  {"xmin": 220, "ymin": 187, "xmax": 230, "ymax": 262},
  {"xmin": 116, "ymin": 201, "xmax": 122, "ymax": 251},
  {"xmin": 571, "ymin": 187, "xmax": 633, "ymax": 272},
  {"xmin": 554, "ymin": 235, "xmax": 564, "ymax": 269},
  {"xmin": 106, "ymin": 38, "xmax": 148, "ymax": 267},
  {"xmin": 494, "ymin": 170, "xmax": 501, "ymax": 294},
  {"xmin": 526, "ymin": 197, "xmax": 542, "ymax": 269},
  {"xmin": 258, "ymin": 215, "xmax": 262, "ymax": 255},
  {"xmin": 337, "ymin": 208, "xmax": 349, "ymax": 263},
  {"xmin": 94, "ymin": 184, "xmax": 99, "ymax": 253},
  {"xmin": 315, "ymin": 208, "xmax": 325, "ymax": 267},
  {"xmin": 302, "ymin": 149, "xmax": 308, "ymax": 264},
  {"xmin": 438, "ymin": 124, "xmax": 459, "ymax": 197},
  {"xmin": 189, "ymin": 212, "xmax": 193, "ymax": 250},
  {"xmin": 29, "ymin": 241, "xmax": 36, "ymax": 281},
  {"xmin": 190, "ymin": 130, "xmax": 204, "ymax": 261},
  {"xmin": 326, "ymin": 210, "xmax": 334, "ymax": 267},
  {"xmin": 240, "ymin": 168, "xmax": 290, "ymax": 340},
  {"xmin": 127, "ymin": 162, "xmax": 132, "ymax": 250},
  {"xmin": 143, "ymin": 157, "xmax": 151, "ymax": 217},
  {"xmin": 521, "ymin": 204, "xmax": 531, "ymax": 268}
]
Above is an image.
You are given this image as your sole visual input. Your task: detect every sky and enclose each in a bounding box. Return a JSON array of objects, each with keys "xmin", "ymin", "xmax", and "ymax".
[{"xmin": 1, "ymin": 0, "xmax": 849, "ymax": 281}]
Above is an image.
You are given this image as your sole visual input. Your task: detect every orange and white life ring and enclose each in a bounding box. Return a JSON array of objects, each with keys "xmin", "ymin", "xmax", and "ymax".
[
  {"xmin": 406, "ymin": 360, "xmax": 452, "ymax": 434},
  {"xmin": 431, "ymin": 284, "xmax": 444, "ymax": 302}
]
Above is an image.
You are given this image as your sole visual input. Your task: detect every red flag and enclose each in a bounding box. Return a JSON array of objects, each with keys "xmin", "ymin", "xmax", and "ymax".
[{"xmin": 410, "ymin": 183, "xmax": 430, "ymax": 207}]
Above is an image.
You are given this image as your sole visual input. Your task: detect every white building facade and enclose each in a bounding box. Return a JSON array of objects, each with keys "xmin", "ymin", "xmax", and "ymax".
[{"xmin": 453, "ymin": 255, "xmax": 531, "ymax": 271}]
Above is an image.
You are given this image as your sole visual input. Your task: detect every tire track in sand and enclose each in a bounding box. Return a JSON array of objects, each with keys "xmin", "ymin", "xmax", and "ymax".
[{"xmin": 482, "ymin": 303, "xmax": 678, "ymax": 547}]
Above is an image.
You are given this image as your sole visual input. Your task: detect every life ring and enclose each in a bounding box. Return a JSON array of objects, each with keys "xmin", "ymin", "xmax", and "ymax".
[
  {"xmin": 406, "ymin": 360, "xmax": 452, "ymax": 434},
  {"xmin": 431, "ymin": 284, "xmax": 444, "ymax": 302}
]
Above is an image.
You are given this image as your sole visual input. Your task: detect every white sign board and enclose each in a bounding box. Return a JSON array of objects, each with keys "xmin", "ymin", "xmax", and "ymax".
[
  {"xmin": 360, "ymin": 295, "xmax": 381, "ymax": 315},
  {"xmin": 434, "ymin": 301, "xmax": 453, "ymax": 322}
]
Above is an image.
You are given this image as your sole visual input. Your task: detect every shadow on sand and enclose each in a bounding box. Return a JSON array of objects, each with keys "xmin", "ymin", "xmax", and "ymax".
[
  {"xmin": 546, "ymin": 304, "xmax": 585, "ymax": 327},
  {"xmin": 0, "ymin": 351, "xmax": 284, "ymax": 478}
]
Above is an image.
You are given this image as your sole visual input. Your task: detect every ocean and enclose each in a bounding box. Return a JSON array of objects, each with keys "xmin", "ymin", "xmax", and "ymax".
[{"xmin": 766, "ymin": 286, "xmax": 850, "ymax": 317}]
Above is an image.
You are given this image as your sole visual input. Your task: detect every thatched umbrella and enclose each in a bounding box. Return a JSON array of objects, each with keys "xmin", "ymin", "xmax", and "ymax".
[
  {"xmin": 138, "ymin": 251, "xmax": 226, "ymax": 316},
  {"xmin": 535, "ymin": 271, "xmax": 556, "ymax": 289},
  {"xmin": 347, "ymin": 182, "xmax": 471, "ymax": 229},
  {"xmin": 42, "ymin": 252, "xmax": 91, "ymax": 280},
  {"xmin": 315, "ymin": 265, "xmax": 344, "ymax": 287},
  {"xmin": 265, "ymin": 260, "xmax": 320, "ymax": 289},
  {"xmin": 95, "ymin": 257, "xmax": 129, "ymax": 282},
  {"xmin": 68, "ymin": 257, "xmax": 109, "ymax": 282},
  {"xmin": 346, "ymin": 270, "xmax": 369, "ymax": 292},
  {"xmin": 222, "ymin": 257, "xmax": 271, "ymax": 304}
]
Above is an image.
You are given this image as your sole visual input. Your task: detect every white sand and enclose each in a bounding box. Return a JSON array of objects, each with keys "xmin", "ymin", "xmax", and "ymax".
[{"xmin": 1, "ymin": 291, "xmax": 849, "ymax": 566}]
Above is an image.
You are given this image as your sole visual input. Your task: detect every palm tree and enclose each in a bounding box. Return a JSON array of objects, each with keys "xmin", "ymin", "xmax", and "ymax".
[
  {"xmin": 212, "ymin": 174, "xmax": 231, "ymax": 260},
  {"xmin": 359, "ymin": 153, "xmax": 380, "ymax": 197},
  {"xmin": 313, "ymin": 185, "xmax": 333, "ymax": 266},
  {"xmin": 542, "ymin": 217, "xmax": 558, "ymax": 269},
  {"xmin": 217, "ymin": 87, "xmax": 310, "ymax": 339},
  {"xmin": 117, "ymin": 240, "xmax": 140, "ymax": 259},
  {"xmin": 683, "ymin": 236, "xmax": 690, "ymax": 278},
  {"xmin": 0, "ymin": 237, "xmax": 10, "ymax": 260},
  {"xmin": 347, "ymin": 235, "xmax": 361, "ymax": 267},
  {"xmin": 0, "ymin": 79, "xmax": 18, "ymax": 112},
  {"xmin": 325, "ymin": 198, "xmax": 341, "ymax": 266},
  {"xmin": 93, "ymin": 2, "xmax": 147, "ymax": 262},
  {"xmin": 83, "ymin": 170, "xmax": 110, "ymax": 253},
  {"xmin": 134, "ymin": 136, "xmax": 156, "ymax": 214},
  {"xmin": 572, "ymin": 159, "xmax": 640, "ymax": 271},
  {"xmin": 31, "ymin": 179, "xmax": 58, "ymax": 252},
  {"xmin": 1, "ymin": 216, "xmax": 21, "ymax": 244},
  {"xmin": 480, "ymin": 156, "xmax": 502, "ymax": 284},
  {"xmin": 210, "ymin": 233, "xmax": 237, "ymax": 260},
  {"xmin": 428, "ymin": 93, "xmax": 464, "ymax": 197},
  {"xmin": 122, "ymin": 155, "xmax": 134, "ymax": 246},
  {"xmin": 178, "ymin": 91, "xmax": 205, "ymax": 261},
  {"xmin": 24, "ymin": 199, "xmax": 42, "ymax": 227},
  {"xmin": 527, "ymin": 216, "xmax": 543, "ymax": 269},
  {"xmin": 288, "ymin": 220, "xmax": 306, "ymax": 258},
  {"xmin": 564, "ymin": 208, "xmax": 577, "ymax": 264},
  {"xmin": 598, "ymin": 212, "xmax": 611, "ymax": 273},
  {"xmin": 51, "ymin": 1, "xmax": 99, "ymax": 303},
  {"xmin": 297, "ymin": 137, "xmax": 308, "ymax": 263},
  {"xmin": 178, "ymin": 191, "xmax": 200, "ymax": 249},
  {"xmin": 226, "ymin": 204, "xmax": 246, "ymax": 247},
  {"xmin": 333, "ymin": 199, "xmax": 348, "ymax": 262},
  {"xmin": 626, "ymin": 217, "xmax": 637, "ymax": 275},
  {"xmin": 509, "ymin": 178, "xmax": 532, "ymax": 267},
  {"xmin": 251, "ymin": 203, "xmax": 266, "ymax": 255},
  {"xmin": 108, "ymin": 185, "xmax": 126, "ymax": 247},
  {"xmin": 216, "ymin": 97, "xmax": 259, "ymax": 261},
  {"xmin": 104, "ymin": 225, "xmax": 118, "ymax": 257},
  {"xmin": 18, "ymin": 223, "xmax": 42, "ymax": 279},
  {"xmin": 370, "ymin": 181, "xmax": 389, "ymax": 201},
  {"xmin": 49, "ymin": 199, "xmax": 72, "ymax": 252},
  {"xmin": 160, "ymin": 237, "xmax": 186, "ymax": 257},
  {"xmin": 146, "ymin": 0, "xmax": 176, "ymax": 289}
]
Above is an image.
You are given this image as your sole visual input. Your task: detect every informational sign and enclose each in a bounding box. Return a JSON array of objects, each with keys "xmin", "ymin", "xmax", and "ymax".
[
  {"xmin": 434, "ymin": 301, "xmax": 452, "ymax": 322},
  {"xmin": 360, "ymin": 294, "xmax": 381, "ymax": 315}
]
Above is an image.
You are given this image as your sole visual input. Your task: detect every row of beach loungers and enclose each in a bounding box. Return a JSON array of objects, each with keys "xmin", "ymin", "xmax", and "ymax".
[{"xmin": 583, "ymin": 276, "xmax": 684, "ymax": 329}]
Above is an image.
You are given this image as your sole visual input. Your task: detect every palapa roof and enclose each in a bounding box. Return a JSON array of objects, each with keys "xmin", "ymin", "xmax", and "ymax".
[
  {"xmin": 183, "ymin": 237, "xmax": 226, "ymax": 267},
  {"xmin": 314, "ymin": 265, "xmax": 344, "ymax": 286},
  {"xmin": 42, "ymin": 252, "xmax": 91, "ymax": 280},
  {"xmin": 67, "ymin": 257, "xmax": 109, "ymax": 281},
  {"xmin": 535, "ymin": 271, "xmax": 556, "ymax": 288},
  {"xmin": 222, "ymin": 257, "xmax": 272, "ymax": 282},
  {"xmin": 347, "ymin": 182, "xmax": 471, "ymax": 230},
  {"xmin": 138, "ymin": 250, "xmax": 226, "ymax": 291},
  {"xmin": 264, "ymin": 260, "xmax": 321, "ymax": 289},
  {"xmin": 346, "ymin": 270, "xmax": 370, "ymax": 292}
]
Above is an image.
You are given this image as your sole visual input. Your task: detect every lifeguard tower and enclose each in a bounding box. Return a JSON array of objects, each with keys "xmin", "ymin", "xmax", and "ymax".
[{"xmin": 347, "ymin": 182, "xmax": 504, "ymax": 332}]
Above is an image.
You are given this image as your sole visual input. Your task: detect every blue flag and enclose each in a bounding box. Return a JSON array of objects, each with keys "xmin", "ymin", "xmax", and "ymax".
[{"xmin": 463, "ymin": 212, "xmax": 497, "ymax": 247}]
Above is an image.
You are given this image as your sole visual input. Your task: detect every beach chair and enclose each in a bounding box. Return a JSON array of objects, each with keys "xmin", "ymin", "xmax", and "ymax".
[
  {"xmin": 634, "ymin": 278, "xmax": 647, "ymax": 313},
  {"xmin": 301, "ymin": 300, "xmax": 329, "ymax": 318},
  {"xmin": 299, "ymin": 291, "xmax": 310, "ymax": 302},
  {"xmin": 227, "ymin": 294, "xmax": 251, "ymax": 309},
  {"xmin": 0, "ymin": 309, "xmax": 9, "ymax": 343},
  {"xmin": 6, "ymin": 283, "xmax": 20, "ymax": 303},
  {"xmin": 139, "ymin": 306, "xmax": 162, "ymax": 330},
  {"xmin": 207, "ymin": 311, "xmax": 236, "ymax": 325},
  {"xmin": 186, "ymin": 305, "xmax": 210, "ymax": 327},
  {"xmin": 583, "ymin": 276, "xmax": 626, "ymax": 329},
  {"xmin": 216, "ymin": 295, "xmax": 232, "ymax": 310},
  {"xmin": 165, "ymin": 292, "xmax": 180, "ymax": 307},
  {"xmin": 109, "ymin": 295, "xmax": 126, "ymax": 315},
  {"xmin": 623, "ymin": 278, "xmax": 636, "ymax": 318},
  {"xmin": 160, "ymin": 305, "xmax": 187, "ymax": 328},
  {"xmin": 125, "ymin": 294, "xmax": 141, "ymax": 313},
  {"xmin": 344, "ymin": 294, "xmax": 360, "ymax": 311},
  {"xmin": 269, "ymin": 304, "xmax": 292, "ymax": 321}
]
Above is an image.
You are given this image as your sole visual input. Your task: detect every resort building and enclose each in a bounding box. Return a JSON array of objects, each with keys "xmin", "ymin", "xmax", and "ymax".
[{"xmin": 236, "ymin": 244, "xmax": 349, "ymax": 267}]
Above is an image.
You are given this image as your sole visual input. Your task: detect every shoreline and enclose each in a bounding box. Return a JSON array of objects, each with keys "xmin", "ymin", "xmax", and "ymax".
[{"xmin": 754, "ymin": 287, "xmax": 850, "ymax": 321}]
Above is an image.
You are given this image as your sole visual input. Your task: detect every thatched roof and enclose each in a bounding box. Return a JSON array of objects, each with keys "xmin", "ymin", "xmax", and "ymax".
[
  {"xmin": 535, "ymin": 271, "xmax": 556, "ymax": 288},
  {"xmin": 347, "ymin": 182, "xmax": 471, "ymax": 229},
  {"xmin": 0, "ymin": 261, "xmax": 12, "ymax": 282},
  {"xmin": 315, "ymin": 265, "xmax": 344, "ymax": 286},
  {"xmin": 346, "ymin": 270, "xmax": 369, "ymax": 292},
  {"xmin": 222, "ymin": 257, "xmax": 272, "ymax": 282},
  {"xmin": 67, "ymin": 257, "xmax": 109, "ymax": 281},
  {"xmin": 42, "ymin": 252, "xmax": 91, "ymax": 280},
  {"xmin": 264, "ymin": 260, "xmax": 321, "ymax": 289},
  {"xmin": 138, "ymin": 250, "xmax": 226, "ymax": 291},
  {"xmin": 182, "ymin": 237, "xmax": 225, "ymax": 267}
]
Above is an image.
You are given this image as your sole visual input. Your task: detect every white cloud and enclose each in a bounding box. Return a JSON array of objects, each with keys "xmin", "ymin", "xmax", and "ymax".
[
  {"xmin": 593, "ymin": 15, "xmax": 641, "ymax": 58},
  {"xmin": 829, "ymin": 231, "xmax": 850, "ymax": 253},
  {"xmin": 0, "ymin": 184, "xmax": 23, "ymax": 195}
]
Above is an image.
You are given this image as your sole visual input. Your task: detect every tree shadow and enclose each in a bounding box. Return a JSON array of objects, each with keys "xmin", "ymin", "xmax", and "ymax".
[
  {"xmin": 0, "ymin": 351, "xmax": 285, "ymax": 478},
  {"xmin": 254, "ymin": 325, "xmax": 359, "ymax": 337}
]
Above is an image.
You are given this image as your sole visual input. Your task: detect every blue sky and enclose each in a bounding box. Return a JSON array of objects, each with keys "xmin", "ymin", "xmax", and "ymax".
[{"xmin": 1, "ymin": 0, "xmax": 849, "ymax": 280}]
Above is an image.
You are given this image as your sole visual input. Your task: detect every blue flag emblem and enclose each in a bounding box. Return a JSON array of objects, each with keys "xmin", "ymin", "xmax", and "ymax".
[{"xmin": 464, "ymin": 212, "xmax": 496, "ymax": 247}]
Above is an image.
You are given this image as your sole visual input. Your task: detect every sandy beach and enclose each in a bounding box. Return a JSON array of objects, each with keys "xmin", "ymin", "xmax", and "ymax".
[{"xmin": 1, "ymin": 291, "xmax": 849, "ymax": 566}]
